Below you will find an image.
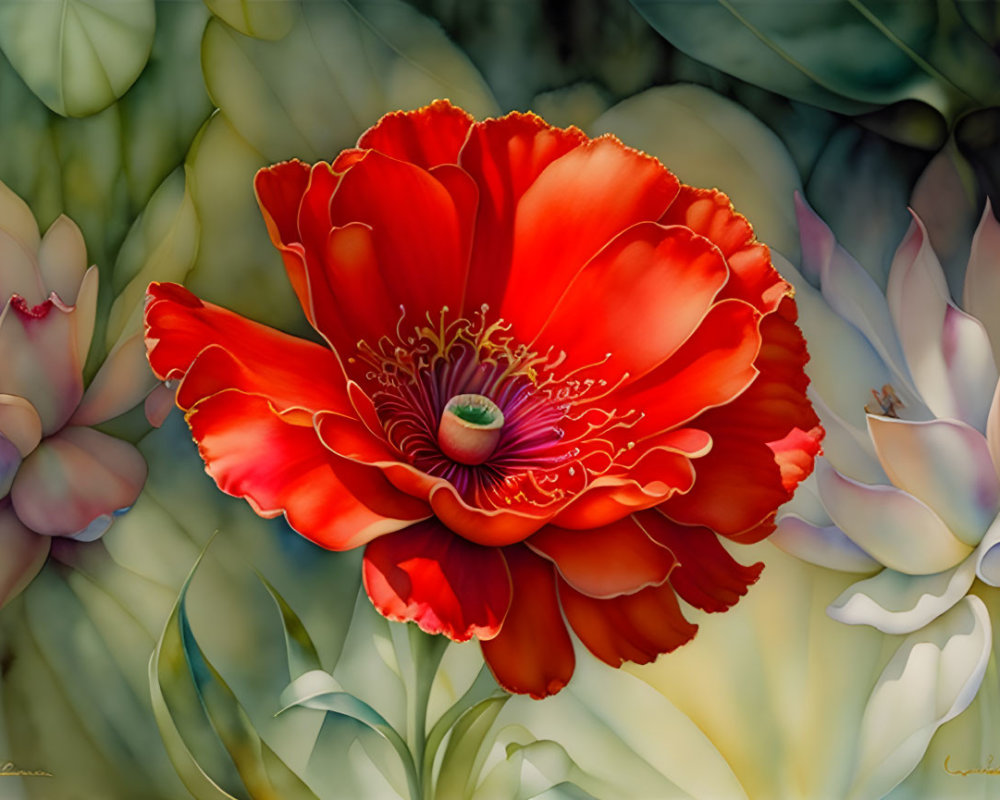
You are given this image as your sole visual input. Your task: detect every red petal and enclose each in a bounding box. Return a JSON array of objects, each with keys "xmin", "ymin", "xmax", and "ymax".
[
  {"xmin": 327, "ymin": 150, "xmax": 468, "ymax": 325},
  {"xmin": 459, "ymin": 112, "xmax": 588, "ymax": 311},
  {"xmin": 480, "ymin": 546, "xmax": 574, "ymax": 698},
  {"xmin": 187, "ymin": 390, "xmax": 420, "ymax": 550},
  {"xmin": 531, "ymin": 223, "xmax": 728, "ymax": 383},
  {"xmin": 497, "ymin": 136, "xmax": 680, "ymax": 342},
  {"xmin": 638, "ymin": 511, "xmax": 763, "ymax": 612},
  {"xmin": 559, "ymin": 577, "xmax": 697, "ymax": 667},
  {"xmin": 661, "ymin": 185, "xmax": 788, "ymax": 313},
  {"xmin": 362, "ymin": 519, "xmax": 511, "ymax": 641},
  {"xmin": 254, "ymin": 161, "xmax": 317, "ymax": 325},
  {"xmin": 613, "ymin": 299, "xmax": 762, "ymax": 439},
  {"xmin": 527, "ymin": 516, "xmax": 677, "ymax": 598},
  {"xmin": 144, "ymin": 282, "xmax": 351, "ymax": 415},
  {"xmin": 357, "ymin": 100, "xmax": 474, "ymax": 169}
]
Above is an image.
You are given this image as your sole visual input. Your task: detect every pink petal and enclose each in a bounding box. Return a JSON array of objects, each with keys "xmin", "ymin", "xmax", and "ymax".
[
  {"xmin": 36, "ymin": 214, "xmax": 88, "ymax": 304},
  {"xmin": 71, "ymin": 330, "xmax": 157, "ymax": 426},
  {"xmin": 0, "ymin": 506, "xmax": 49, "ymax": 608},
  {"xmin": 10, "ymin": 426, "xmax": 147, "ymax": 537},
  {"xmin": 0, "ymin": 394, "xmax": 42, "ymax": 457},
  {"xmin": 962, "ymin": 201, "xmax": 1000, "ymax": 366},
  {"xmin": 887, "ymin": 212, "xmax": 998, "ymax": 429},
  {"xmin": 0, "ymin": 229, "xmax": 44, "ymax": 305},
  {"xmin": 816, "ymin": 460, "xmax": 972, "ymax": 575},
  {"xmin": 144, "ymin": 383, "xmax": 175, "ymax": 428},
  {"xmin": 868, "ymin": 415, "xmax": 1000, "ymax": 546},
  {"xmin": 0, "ymin": 293, "xmax": 84, "ymax": 434}
]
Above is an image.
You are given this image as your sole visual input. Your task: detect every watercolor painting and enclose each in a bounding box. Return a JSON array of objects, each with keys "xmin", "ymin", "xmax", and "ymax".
[{"xmin": 1, "ymin": 1, "xmax": 1000, "ymax": 798}]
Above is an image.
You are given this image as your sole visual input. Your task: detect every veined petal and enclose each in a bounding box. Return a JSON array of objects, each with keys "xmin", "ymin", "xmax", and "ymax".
[
  {"xmin": 186, "ymin": 390, "xmax": 421, "ymax": 551},
  {"xmin": 10, "ymin": 427, "xmax": 146, "ymax": 537},
  {"xmin": 887, "ymin": 212, "xmax": 998, "ymax": 430},
  {"xmin": 527, "ymin": 516, "xmax": 678, "ymax": 598},
  {"xmin": 961, "ymin": 200, "xmax": 1000, "ymax": 366},
  {"xmin": 362, "ymin": 519, "xmax": 511, "ymax": 641},
  {"xmin": 480, "ymin": 546, "xmax": 575, "ymax": 698},
  {"xmin": 0, "ymin": 293, "xmax": 84, "ymax": 434},
  {"xmin": 36, "ymin": 214, "xmax": 88, "ymax": 304},
  {"xmin": 660, "ymin": 184, "xmax": 787, "ymax": 313},
  {"xmin": 827, "ymin": 557, "xmax": 977, "ymax": 634},
  {"xmin": 144, "ymin": 282, "xmax": 351, "ymax": 416},
  {"xmin": 771, "ymin": 513, "xmax": 881, "ymax": 573},
  {"xmin": 559, "ymin": 577, "xmax": 697, "ymax": 667},
  {"xmin": 498, "ymin": 135, "xmax": 679, "ymax": 342},
  {"xmin": 867, "ymin": 415, "xmax": 1000, "ymax": 546},
  {"xmin": 0, "ymin": 507, "xmax": 49, "ymax": 608},
  {"xmin": 530, "ymin": 222, "xmax": 728, "ymax": 383},
  {"xmin": 638, "ymin": 511, "xmax": 763, "ymax": 613},
  {"xmin": 816, "ymin": 460, "xmax": 973, "ymax": 574},
  {"xmin": 356, "ymin": 99, "xmax": 474, "ymax": 170}
]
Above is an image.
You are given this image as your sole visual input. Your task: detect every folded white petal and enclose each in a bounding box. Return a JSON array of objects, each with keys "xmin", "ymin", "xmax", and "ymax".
[
  {"xmin": 887, "ymin": 213, "xmax": 998, "ymax": 430},
  {"xmin": 828, "ymin": 556, "xmax": 976, "ymax": 634},
  {"xmin": 816, "ymin": 460, "xmax": 973, "ymax": 574},
  {"xmin": 975, "ymin": 514, "xmax": 1000, "ymax": 587},
  {"xmin": 847, "ymin": 596, "xmax": 991, "ymax": 800},
  {"xmin": 868, "ymin": 415, "xmax": 999, "ymax": 546},
  {"xmin": 772, "ymin": 513, "xmax": 881, "ymax": 573},
  {"xmin": 962, "ymin": 200, "xmax": 1000, "ymax": 367}
]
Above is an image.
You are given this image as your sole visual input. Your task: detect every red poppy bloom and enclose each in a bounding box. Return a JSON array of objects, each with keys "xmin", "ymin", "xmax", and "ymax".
[{"xmin": 144, "ymin": 100, "xmax": 822, "ymax": 698}]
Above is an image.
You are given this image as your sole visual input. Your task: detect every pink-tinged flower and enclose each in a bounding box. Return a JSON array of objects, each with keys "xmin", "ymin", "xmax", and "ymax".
[
  {"xmin": 144, "ymin": 101, "xmax": 822, "ymax": 697},
  {"xmin": 0, "ymin": 181, "xmax": 149, "ymax": 608}
]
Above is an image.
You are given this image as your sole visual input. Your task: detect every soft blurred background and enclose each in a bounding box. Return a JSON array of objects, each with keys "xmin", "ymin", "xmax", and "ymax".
[{"xmin": 1, "ymin": 1, "xmax": 999, "ymax": 798}]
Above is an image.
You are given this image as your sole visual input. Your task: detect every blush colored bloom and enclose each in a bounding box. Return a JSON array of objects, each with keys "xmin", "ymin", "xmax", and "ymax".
[
  {"xmin": 0, "ymin": 181, "xmax": 149, "ymax": 608},
  {"xmin": 144, "ymin": 100, "xmax": 822, "ymax": 697},
  {"xmin": 772, "ymin": 198, "xmax": 1000, "ymax": 791}
]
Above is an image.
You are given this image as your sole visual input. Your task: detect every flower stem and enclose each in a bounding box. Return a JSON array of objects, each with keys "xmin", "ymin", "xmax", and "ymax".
[{"xmin": 406, "ymin": 625, "xmax": 448, "ymax": 799}]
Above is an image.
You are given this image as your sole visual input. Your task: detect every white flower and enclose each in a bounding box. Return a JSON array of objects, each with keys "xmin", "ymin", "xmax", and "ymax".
[{"xmin": 772, "ymin": 195, "xmax": 1000, "ymax": 798}]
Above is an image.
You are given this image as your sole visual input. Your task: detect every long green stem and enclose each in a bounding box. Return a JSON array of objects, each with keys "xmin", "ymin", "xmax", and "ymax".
[{"xmin": 406, "ymin": 625, "xmax": 449, "ymax": 799}]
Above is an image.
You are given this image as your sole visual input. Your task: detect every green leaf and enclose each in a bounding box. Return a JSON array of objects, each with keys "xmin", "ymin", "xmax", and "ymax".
[
  {"xmin": 434, "ymin": 696, "xmax": 510, "ymax": 800},
  {"xmin": 630, "ymin": 0, "xmax": 1000, "ymax": 121},
  {"xmin": 205, "ymin": 0, "xmax": 296, "ymax": 40},
  {"xmin": 257, "ymin": 572, "xmax": 323, "ymax": 678},
  {"xmin": 151, "ymin": 549, "xmax": 320, "ymax": 800},
  {"xmin": 0, "ymin": 0, "xmax": 155, "ymax": 117},
  {"xmin": 590, "ymin": 84, "xmax": 803, "ymax": 261}
]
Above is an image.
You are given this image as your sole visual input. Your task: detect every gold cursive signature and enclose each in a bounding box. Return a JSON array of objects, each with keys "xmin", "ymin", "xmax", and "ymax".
[
  {"xmin": 944, "ymin": 755, "xmax": 1000, "ymax": 776},
  {"xmin": 0, "ymin": 761, "xmax": 52, "ymax": 778}
]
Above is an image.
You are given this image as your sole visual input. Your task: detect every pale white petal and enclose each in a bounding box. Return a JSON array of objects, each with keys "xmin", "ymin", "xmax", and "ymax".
[
  {"xmin": 10, "ymin": 426, "xmax": 147, "ymax": 537},
  {"xmin": 847, "ymin": 596, "xmax": 991, "ymax": 800},
  {"xmin": 828, "ymin": 557, "xmax": 976, "ymax": 634},
  {"xmin": 816, "ymin": 460, "xmax": 973, "ymax": 574},
  {"xmin": 807, "ymin": 388, "xmax": 888, "ymax": 485},
  {"xmin": 71, "ymin": 330, "xmax": 156, "ymax": 426},
  {"xmin": 795, "ymin": 196, "xmax": 917, "ymax": 401},
  {"xmin": 868, "ymin": 415, "xmax": 999, "ymax": 546},
  {"xmin": 36, "ymin": 214, "xmax": 88, "ymax": 304},
  {"xmin": 0, "ymin": 394, "xmax": 42, "ymax": 457},
  {"xmin": 975, "ymin": 514, "xmax": 1000, "ymax": 587},
  {"xmin": 0, "ymin": 295, "xmax": 83, "ymax": 434},
  {"xmin": 772, "ymin": 513, "xmax": 881, "ymax": 573},
  {"xmin": 887, "ymin": 213, "xmax": 998, "ymax": 429},
  {"xmin": 68, "ymin": 513, "xmax": 113, "ymax": 542},
  {"xmin": 962, "ymin": 200, "xmax": 1000, "ymax": 366},
  {"xmin": 0, "ymin": 506, "xmax": 49, "ymax": 608},
  {"xmin": 986, "ymin": 378, "xmax": 1000, "ymax": 483}
]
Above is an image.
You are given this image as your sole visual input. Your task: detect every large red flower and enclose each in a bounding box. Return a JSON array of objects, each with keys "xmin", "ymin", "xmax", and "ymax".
[{"xmin": 144, "ymin": 101, "xmax": 822, "ymax": 698}]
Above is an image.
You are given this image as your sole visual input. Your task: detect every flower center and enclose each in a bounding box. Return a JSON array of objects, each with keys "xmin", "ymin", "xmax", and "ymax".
[{"xmin": 438, "ymin": 394, "xmax": 504, "ymax": 465}]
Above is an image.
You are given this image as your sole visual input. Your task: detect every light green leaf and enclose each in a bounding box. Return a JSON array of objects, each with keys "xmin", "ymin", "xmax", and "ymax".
[
  {"xmin": 151, "ymin": 549, "xmax": 320, "ymax": 800},
  {"xmin": 630, "ymin": 0, "xmax": 1000, "ymax": 121},
  {"xmin": 0, "ymin": 0, "xmax": 155, "ymax": 118},
  {"xmin": 435, "ymin": 696, "xmax": 510, "ymax": 800},
  {"xmin": 205, "ymin": 0, "xmax": 296, "ymax": 40},
  {"xmin": 591, "ymin": 84, "xmax": 803, "ymax": 261}
]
